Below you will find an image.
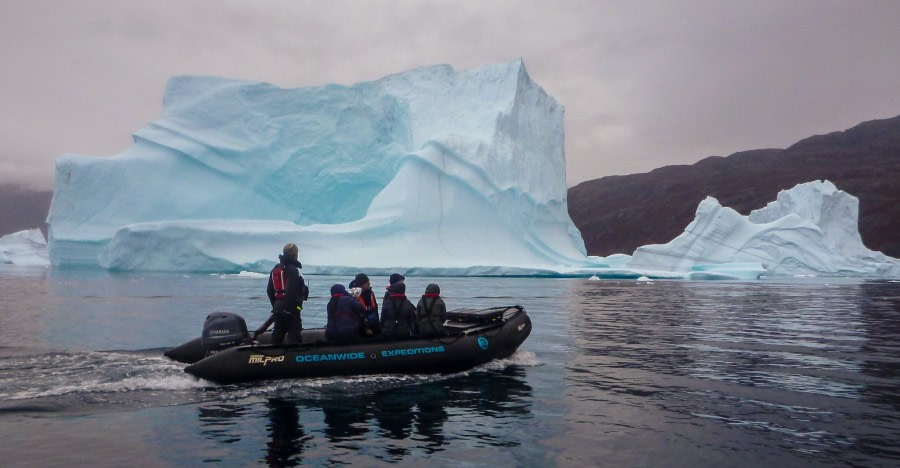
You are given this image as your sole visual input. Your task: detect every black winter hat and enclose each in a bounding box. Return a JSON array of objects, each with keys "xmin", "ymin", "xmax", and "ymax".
[
  {"xmin": 425, "ymin": 283, "xmax": 440, "ymax": 295},
  {"xmin": 390, "ymin": 282, "xmax": 406, "ymax": 295},
  {"xmin": 389, "ymin": 273, "xmax": 405, "ymax": 285},
  {"xmin": 330, "ymin": 284, "xmax": 348, "ymax": 296},
  {"xmin": 354, "ymin": 273, "xmax": 370, "ymax": 286}
]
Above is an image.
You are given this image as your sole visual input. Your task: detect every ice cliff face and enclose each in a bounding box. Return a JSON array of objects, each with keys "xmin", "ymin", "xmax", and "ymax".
[
  {"xmin": 0, "ymin": 229, "xmax": 49, "ymax": 266},
  {"xmin": 45, "ymin": 60, "xmax": 897, "ymax": 278},
  {"xmin": 625, "ymin": 180, "xmax": 899, "ymax": 278},
  {"xmin": 48, "ymin": 60, "xmax": 589, "ymax": 274}
]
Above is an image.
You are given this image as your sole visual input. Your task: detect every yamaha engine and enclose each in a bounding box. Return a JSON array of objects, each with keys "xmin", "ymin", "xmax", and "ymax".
[{"xmin": 201, "ymin": 312, "xmax": 249, "ymax": 355}]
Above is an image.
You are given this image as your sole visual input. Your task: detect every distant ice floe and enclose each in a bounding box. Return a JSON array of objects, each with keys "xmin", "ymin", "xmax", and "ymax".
[
  {"xmin": 217, "ymin": 271, "xmax": 268, "ymax": 279},
  {"xmin": 0, "ymin": 229, "xmax": 49, "ymax": 267}
]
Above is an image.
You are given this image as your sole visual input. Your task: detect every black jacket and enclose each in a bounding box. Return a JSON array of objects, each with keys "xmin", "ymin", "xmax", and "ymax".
[
  {"xmin": 380, "ymin": 294, "xmax": 417, "ymax": 337},
  {"xmin": 266, "ymin": 255, "xmax": 307, "ymax": 312},
  {"xmin": 416, "ymin": 295, "xmax": 447, "ymax": 336}
]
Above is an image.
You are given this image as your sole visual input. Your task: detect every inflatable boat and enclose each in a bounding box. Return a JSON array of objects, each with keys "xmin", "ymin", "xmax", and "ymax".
[{"xmin": 165, "ymin": 305, "xmax": 532, "ymax": 384}]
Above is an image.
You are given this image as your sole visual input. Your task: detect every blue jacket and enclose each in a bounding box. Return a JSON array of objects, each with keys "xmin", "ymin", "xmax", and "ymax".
[{"xmin": 325, "ymin": 284, "xmax": 365, "ymax": 340}]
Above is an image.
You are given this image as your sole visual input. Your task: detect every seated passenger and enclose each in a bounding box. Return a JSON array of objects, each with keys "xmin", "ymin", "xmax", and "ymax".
[
  {"xmin": 325, "ymin": 284, "xmax": 366, "ymax": 341},
  {"xmin": 382, "ymin": 273, "xmax": 405, "ymax": 302},
  {"xmin": 351, "ymin": 273, "xmax": 380, "ymax": 336},
  {"xmin": 416, "ymin": 283, "xmax": 447, "ymax": 337},
  {"xmin": 380, "ymin": 282, "xmax": 416, "ymax": 338}
]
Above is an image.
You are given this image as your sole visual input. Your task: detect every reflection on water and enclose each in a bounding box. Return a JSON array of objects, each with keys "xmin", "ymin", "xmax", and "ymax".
[
  {"xmin": 852, "ymin": 282, "xmax": 900, "ymax": 462},
  {"xmin": 558, "ymin": 279, "xmax": 900, "ymax": 466},
  {"xmin": 198, "ymin": 404, "xmax": 249, "ymax": 445},
  {"xmin": 192, "ymin": 368, "xmax": 533, "ymax": 465},
  {"xmin": 264, "ymin": 398, "xmax": 307, "ymax": 467},
  {"xmin": 2, "ymin": 271, "xmax": 899, "ymax": 466}
]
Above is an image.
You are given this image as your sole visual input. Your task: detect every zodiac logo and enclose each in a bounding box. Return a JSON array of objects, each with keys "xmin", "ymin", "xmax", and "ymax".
[{"xmin": 248, "ymin": 354, "xmax": 285, "ymax": 366}]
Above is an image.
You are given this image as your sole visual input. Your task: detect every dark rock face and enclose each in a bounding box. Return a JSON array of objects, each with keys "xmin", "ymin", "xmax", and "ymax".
[
  {"xmin": 568, "ymin": 115, "xmax": 900, "ymax": 257},
  {"xmin": 0, "ymin": 185, "xmax": 52, "ymax": 237}
]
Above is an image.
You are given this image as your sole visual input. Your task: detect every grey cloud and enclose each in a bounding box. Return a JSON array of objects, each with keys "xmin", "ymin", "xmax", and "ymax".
[{"xmin": 1, "ymin": 0, "xmax": 898, "ymax": 190}]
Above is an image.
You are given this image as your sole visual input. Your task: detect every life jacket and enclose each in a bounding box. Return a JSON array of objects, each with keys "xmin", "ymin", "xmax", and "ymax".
[
  {"xmin": 272, "ymin": 265, "xmax": 287, "ymax": 299},
  {"xmin": 383, "ymin": 295, "xmax": 413, "ymax": 336},
  {"xmin": 417, "ymin": 295, "xmax": 445, "ymax": 336},
  {"xmin": 357, "ymin": 290, "xmax": 377, "ymax": 310},
  {"xmin": 420, "ymin": 294, "xmax": 440, "ymax": 317}
]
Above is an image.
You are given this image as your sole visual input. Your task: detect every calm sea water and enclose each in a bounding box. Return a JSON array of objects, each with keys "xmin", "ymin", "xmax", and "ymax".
[{"xmin": 1, "ymin": 266, "xmax": 898, "ymax": 467}]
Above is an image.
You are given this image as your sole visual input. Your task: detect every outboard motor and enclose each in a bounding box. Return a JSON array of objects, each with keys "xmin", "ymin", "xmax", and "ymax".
[{"xmin": 201, "ymin": 312, "xmax": 249, "ymax": 356}]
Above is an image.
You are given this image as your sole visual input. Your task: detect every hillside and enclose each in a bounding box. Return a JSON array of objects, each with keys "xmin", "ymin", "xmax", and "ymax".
[
  {"xmin": 568, "ymin": 115, "xmax": 900, "ymax": 257},
  {"xmin": 0, "ymin": 184, "xmax": 52, "ymax": 237}
]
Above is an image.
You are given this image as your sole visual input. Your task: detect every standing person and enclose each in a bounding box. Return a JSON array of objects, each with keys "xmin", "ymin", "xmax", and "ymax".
[
  {"xmin": 351, "ymin": 273, "xmax": 379, "ymax": 336},
  {"xmin": 382, "ymin": 273, "xmax": 405, "ymax": 302},
  {"xmin": 325, "ymin": 284, "xmax": 366, "ymax": 341},
  {"xmin": 256, "ymin": 243, "xmax": 308, "ymax": 345},
  {"xmin": 416, "ymin": 283, "xmax": 447, "ymax": 337},
  {"xmin": 380, "ymin": 282, "xmax": 416, "ymax": 338}
]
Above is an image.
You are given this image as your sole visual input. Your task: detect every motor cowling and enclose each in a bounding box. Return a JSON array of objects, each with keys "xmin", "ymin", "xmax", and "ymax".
[{"xmin": 201, "ymin": 312, "xmax": 249, "ymax": 354}]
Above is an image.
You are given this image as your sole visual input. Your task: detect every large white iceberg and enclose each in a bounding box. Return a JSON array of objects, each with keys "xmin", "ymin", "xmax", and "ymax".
[
  {"xmin": 621, "ymin": 180, "xmax": 899, "ymax": 279},
  {"xmin": 45, "ymin": 59, "xmax": 897, "ymax": 279},
  {"xmin": 0, "ymin": 229, "xmax": 50, "ymax": 266},
  {"xmin": 48, "ymin": 60, "xmax": 590, "ymax": 274}
]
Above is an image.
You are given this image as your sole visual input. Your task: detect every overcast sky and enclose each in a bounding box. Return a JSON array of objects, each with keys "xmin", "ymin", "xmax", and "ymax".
[{"xmin": 2, "ymin": 0, "xmax": 899, "ymax": 190}]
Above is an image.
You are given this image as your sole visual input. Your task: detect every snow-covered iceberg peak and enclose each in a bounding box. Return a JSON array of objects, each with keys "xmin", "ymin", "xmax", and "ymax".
[
  {"xmin": 48, "ymin": 60, "xmax": 590, "ymax": 274},
  {"xmin": 627, "ymin": 180, "xmax": 898, "ymax": 278}
]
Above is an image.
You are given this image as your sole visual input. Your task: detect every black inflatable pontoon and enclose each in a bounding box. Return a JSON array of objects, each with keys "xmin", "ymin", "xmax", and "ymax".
[{"xmin": 164, "ymin": 305, "xmax": 532, "ymax": 384}]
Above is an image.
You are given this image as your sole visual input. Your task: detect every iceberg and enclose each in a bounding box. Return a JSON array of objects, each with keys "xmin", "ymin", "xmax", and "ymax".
[
  {"xmin": 45, "ymin": 59, "xmax": 897, "ymax": 279},
  {"xmin": 0, "ymin": 229, "xmax": 50, "ymax": 266},
  {"xmin": 48, "ymin": 60, "xmax": 591, "ymax": 274},
  {"xmin": 624, "ymin": 180, "xmax": 899, "ymax": 279}
]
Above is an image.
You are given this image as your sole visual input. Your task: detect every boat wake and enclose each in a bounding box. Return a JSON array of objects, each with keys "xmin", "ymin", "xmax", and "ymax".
[
  {"xmin": 0, "ymin": 348, "xmax": 207, "ymax": 413},
  {"xmin": 479, "ymin": 349, "xmax": 540, "ymax": 370}
]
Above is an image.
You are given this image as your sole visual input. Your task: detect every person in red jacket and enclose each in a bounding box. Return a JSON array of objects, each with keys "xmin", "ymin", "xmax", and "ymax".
[{"xmin": 254, "ymin": 243, "xmax": 308, "ymax": 344}]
